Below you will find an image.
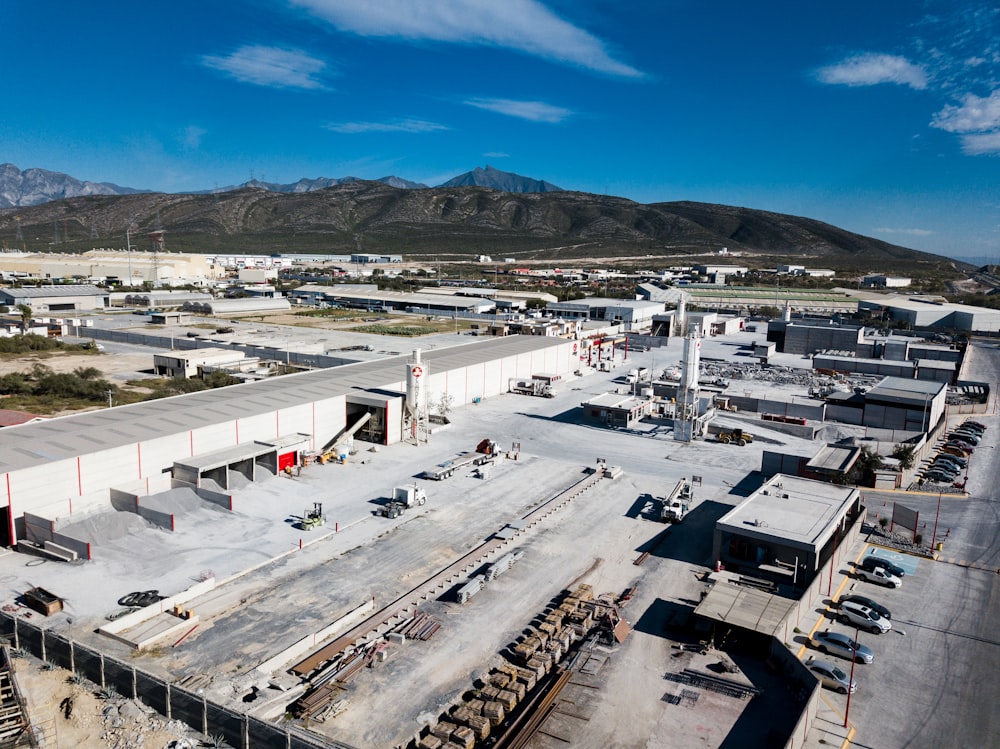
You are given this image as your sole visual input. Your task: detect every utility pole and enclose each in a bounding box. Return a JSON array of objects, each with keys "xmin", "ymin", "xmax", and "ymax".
[{"xmin": 106, "ymin": 389, "xmax": 114, "ymax": 408}]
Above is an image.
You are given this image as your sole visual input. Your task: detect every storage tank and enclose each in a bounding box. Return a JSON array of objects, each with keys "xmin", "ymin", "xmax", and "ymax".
[{"xmin": 406, "ymin": 349, "xmax": 428, "ymax": 413}]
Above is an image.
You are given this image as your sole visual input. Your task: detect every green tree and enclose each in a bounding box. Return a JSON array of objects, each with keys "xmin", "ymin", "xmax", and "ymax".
[
  {"xmin": 16, "ymin": 304, "xmax": 32, "ymax": 333},
  {"xmin": 890, "ymin": 444, "xmax": 916, "ymax": 470}
]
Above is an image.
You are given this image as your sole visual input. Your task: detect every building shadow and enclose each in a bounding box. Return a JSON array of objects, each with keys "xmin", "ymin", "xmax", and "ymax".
[
  {"xmin": 642, "ymin": 500, "xmax": 733, "ymax": 566},
  {"xmin": 728, "ymin": 472, "xmax": 767, "ymax": 497}
]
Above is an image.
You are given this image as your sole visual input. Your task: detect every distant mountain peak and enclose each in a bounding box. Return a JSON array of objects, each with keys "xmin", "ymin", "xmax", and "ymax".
[
  {"xmin": 438, "ymin": 166, "xmax": 562, "ymax": 193},
  {"xmin": 0, "ymin": 163, "xmax": 146, "ymax": 208}
]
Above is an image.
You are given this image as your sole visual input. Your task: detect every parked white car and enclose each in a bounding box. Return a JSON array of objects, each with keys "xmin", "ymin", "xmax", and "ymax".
[
  {"xmin": 857, "ymin": 566, "xmax": 902, "ymax": 588},
  {"xmin": 839, "ymin": 600, "xmax": 892, "ymax": 634}
]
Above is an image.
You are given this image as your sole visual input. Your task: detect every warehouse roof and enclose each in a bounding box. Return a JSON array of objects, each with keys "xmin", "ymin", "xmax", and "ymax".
[
  {"xmin": 0, "ymin": 285, "xmax": 106, "ymax": 298},
  {"xmin": 0, "ymin": 336, "xmax": 566, "ymax": 472},
  {"xmin": 867, "ymin": 377, "xmax": 945, "ymax": 405}
]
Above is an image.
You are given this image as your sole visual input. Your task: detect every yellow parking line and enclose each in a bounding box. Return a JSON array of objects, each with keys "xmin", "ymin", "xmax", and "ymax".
[
  {"xmin": 841, "ymin": 725, "xmax": 857, "ymax": 749},
  {"xmin": 796, "ymin": 545, "xmax": 870, "ymax": 659}
]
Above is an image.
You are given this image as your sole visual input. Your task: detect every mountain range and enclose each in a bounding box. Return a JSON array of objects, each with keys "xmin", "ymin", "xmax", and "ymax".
[
  {"xmin": 0, "ymin": 163, "xmax": 147, "ymax": 208},
  {"xmin": 0, "ymin": 176, "xmax": 960, "ymax": 273},
  {"xmin": 0, "ymin": 163, "xmax": 560, "ymax": 208}
]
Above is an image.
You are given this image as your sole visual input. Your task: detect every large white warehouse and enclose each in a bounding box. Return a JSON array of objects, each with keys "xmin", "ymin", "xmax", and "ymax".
[{"xmin": 0, "ymin": 336, "xmax": 577, "ymax": 546}]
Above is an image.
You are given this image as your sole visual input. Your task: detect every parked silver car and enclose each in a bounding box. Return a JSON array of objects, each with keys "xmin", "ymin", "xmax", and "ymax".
[
  {"xmin": 807, "ymin": 658, "xmax": 857, "ymax": 694},
  {"xmin": 810, "ymin": 629, "xmax": 875, "ymax": 663},
  {"xmin": 839, "ymin": 600, "xmax": 892, "ymax": 634}
]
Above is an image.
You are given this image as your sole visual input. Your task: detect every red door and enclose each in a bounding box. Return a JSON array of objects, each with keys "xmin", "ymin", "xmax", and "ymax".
[{"xmin": 278, "ymin": 452, "xmax": 296, "ymax": 471}]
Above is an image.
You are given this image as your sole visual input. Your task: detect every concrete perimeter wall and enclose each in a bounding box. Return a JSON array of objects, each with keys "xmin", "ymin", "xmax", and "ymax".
[
  {"xmin": 767, "ymin": 641, "xmax": 823, "ymax": 749},
  {"xmin": 22, "ymin": 512, "xmax": 91, "ymax": 560},
  {"xmin": 1, "ymin": 613, "xmax": 343, "ymax": 749}
]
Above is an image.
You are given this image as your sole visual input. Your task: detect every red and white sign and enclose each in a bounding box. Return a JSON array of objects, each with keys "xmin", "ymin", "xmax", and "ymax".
[{"xmin": 411, "ymin": 365, "xmax": 423, "ymax": 378}]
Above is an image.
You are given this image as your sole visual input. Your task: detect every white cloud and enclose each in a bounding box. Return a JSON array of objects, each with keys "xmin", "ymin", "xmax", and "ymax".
[
  {"xmin": 816, "ymin": 53, "xmax": 927, "ymax": 90},
  {"xmin": 180, "ymin": 126, "xmax": 206, "ymax": 149},
  {"xmin": 289, "ymin": 0, "xmax": 641, "ymax": 78},
  {"xmin": 483, "ymin": 151, "xmax": 510, "ymax": 158},
  {"xmin": 931, "ymin": 89, "xmax": 1000, "ymax": 132},
  {"xmin": 959, "ymin": 131, "xmax": 1000, "ymax": 155},
  {"xmin": 201, "ymin": 46, "xmax": 328, "ymax": 90},
  {"xmin": 324, "ymin": 119, "xmax": 448, "ymax": 134},
  {"xmin": 874, "ymin": 227, "xmax": 934, "ymax": 236},
  {"xmin": 464, "ymin": 98, "xmax": 572, "ymax": 123},
  {"xmin": 931, "ymin": 89, "xmax": 1000, "ymax": 155}
]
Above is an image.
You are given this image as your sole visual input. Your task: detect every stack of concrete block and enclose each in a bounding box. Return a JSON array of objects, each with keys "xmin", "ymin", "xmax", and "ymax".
[
  {"xmin": 431, "ymin": 721, "xmax": 459, "ymax": 743},
  {"xmin": 465, "ymin": 715, "xmax": 491, "ymax": 740},
  {"xmin": 478, "ymin": 685, "xmax": 500, "ymax": 702},
  {"xmin": 451, "ymin": 726, "xmax": 476, "ymax": 749},
  {"xmin": 506, "ymin": 679, "xmax": 527, "ymax": 701},
  {"xmin": 450, "ymin": 706, "xmax": 490, "ymax": 741},
  {"xmin": 482, "ymin": 701, "xmax": 505, "ymax": 726},
  {"xmin": 514, "ymin": 666, "xmax": 537, "ymax": 691},
  {"xmin": 486, "ymin": 671, "xmax": 510, "ymax": 689},
  {"xmin": 526, "ymin": 655, "xmax": 549, "ymax": 677},
  {"xmin": 496, "ymin": 689, "xmax": 518, "ymax": 711}
]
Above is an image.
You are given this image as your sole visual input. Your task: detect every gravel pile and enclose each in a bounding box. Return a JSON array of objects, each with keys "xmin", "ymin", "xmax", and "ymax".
[{"xmin": 57, "ymin": 511, "xmax": 148, "ymax": 545}]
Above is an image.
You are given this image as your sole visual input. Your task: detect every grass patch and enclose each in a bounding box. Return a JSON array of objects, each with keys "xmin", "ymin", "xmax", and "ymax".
[
  {"xmin": 294, "ymin": 308, "xmax": 366, "ymax": 319},
  {"xmin": 350, "ymin": 324, "xmax": 440, "ymax": 336},
  {"xmin": 0, "ymin": 334, "xmax": 99, "ymax": 358}
]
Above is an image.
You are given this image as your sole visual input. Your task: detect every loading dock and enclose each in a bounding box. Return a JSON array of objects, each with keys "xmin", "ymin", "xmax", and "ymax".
[
  {"xmin": 173, "ymin": 440, "xmax": 305, "ymax": 489},
  {"xmin": 345, "ymin": 392, "xmax": 404, "ymax": 446}
]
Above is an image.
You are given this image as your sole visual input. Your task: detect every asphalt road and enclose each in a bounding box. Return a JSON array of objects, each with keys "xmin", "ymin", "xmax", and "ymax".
[{"xmin": 832, "ymin": 339, "xmax": 1000, "ymax": 749}]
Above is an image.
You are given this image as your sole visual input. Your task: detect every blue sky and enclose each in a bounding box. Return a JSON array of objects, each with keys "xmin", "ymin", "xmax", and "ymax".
[{"xmin": 3, "ymin": 0, "xmax": 999, "ymax": 260}]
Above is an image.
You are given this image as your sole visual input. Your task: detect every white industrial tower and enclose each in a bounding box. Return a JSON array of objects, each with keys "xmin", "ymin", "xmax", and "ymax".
[
  {"xmin": 673, "ymin": 323, "xmax": 702, "ymax": 442},
  {"xmin": 403, "ymin": 348, "xmax": 430, "ymax": 445}
]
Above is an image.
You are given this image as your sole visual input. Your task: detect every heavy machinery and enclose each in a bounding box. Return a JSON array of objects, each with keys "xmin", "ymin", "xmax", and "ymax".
[
  {"xmin": 301, "ymin": 503, "xmax": 325, "ymax": 530},
  {"xmin": 661, "ymin": 479, "xmax": 696, "ymax": 523},
  {"xmin": 423, "ymin": 439, "xmax": 499, "ymax": 480},
  {"xmin": 718, "ymin": 428, "xmax": 753, "ymax": 446},
  {"xmin": 379, "ymin": 485, "xmax": 428, "ymax": 518}
]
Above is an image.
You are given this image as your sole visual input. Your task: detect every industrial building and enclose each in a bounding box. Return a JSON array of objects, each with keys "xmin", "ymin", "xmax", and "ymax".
[
  {"xmin": 857, "ymin": 295, "xmax": 1000, "ymax": 333},
  {"xmin": 0, "ymin": 336, "xmax": 576, "ymax": 545},
  {"xmin": 152, "ymin": 348, "xmax": 249, "ymax": 378},
  {"xmin": 771, "ymin": 321, "xmax": 865, "ymax": 356},
  {"xmin": 712, "ymin": 474, "xmax": 862, "ymax": 587},
  {"xmin": 0, "ymin": 250, "xmax": 221, "ymax": 285},
  {"xmin": 180, "ymin": 297, "xmax": 292, "ymax": 315},
  {"xmin": 824, "ymin": 376, "xmax": 947, "ymax": 431},
  {"xmin": 289, "ymin": 286, "xmax": 495, "ymax": 314},
  {"xmin": 863, "ymin": 275, "xmax": 911, "ymax": 288},
  {"xmin": 544, "ymin": 298, "xmax": 663, "ymax": 330},
  {"xmin": 580, "ymin": 393, "xmax": 654, "ymax": 428},
  {"xmin": 0, "ymin": 285, "xmax": 109, "ymax": 312}
]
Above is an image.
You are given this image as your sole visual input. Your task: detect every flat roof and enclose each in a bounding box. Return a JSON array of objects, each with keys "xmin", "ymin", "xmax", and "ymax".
[
  {"xmin": 868, "ymin": 376, "xmax": 945, "ymax": 403},
  {"xmin": 806, "ymin": 445, "xmax": 861, "ymax": 474},
  {"xmin": 716, "ymin": 474, "xmax": 857, "ymax": 551},
  {"xmin": 694, "ymin": 574, "xmax": 798, "ymax": 636},
  {"xmin": 0, "ymin": 336, "xmax": 566, "ymax": 473},
  {"xmin": 582, "ymin": 393, "xmax": 644, "ymax": 409},
  {"xmin": 916, "ymin": 359, "xmax": 956, "ymax": 371}
]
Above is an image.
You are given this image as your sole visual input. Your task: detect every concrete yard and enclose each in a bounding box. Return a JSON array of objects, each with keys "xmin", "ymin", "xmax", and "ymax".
[{"xmin": 1, "ymin": 333, "xmax": 993, "ymax": 749}]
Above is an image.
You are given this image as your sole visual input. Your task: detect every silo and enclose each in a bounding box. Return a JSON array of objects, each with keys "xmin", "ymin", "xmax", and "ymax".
[{"xmin": 406, "ymin": 349, "xmax": 428, "ymax": 415}]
